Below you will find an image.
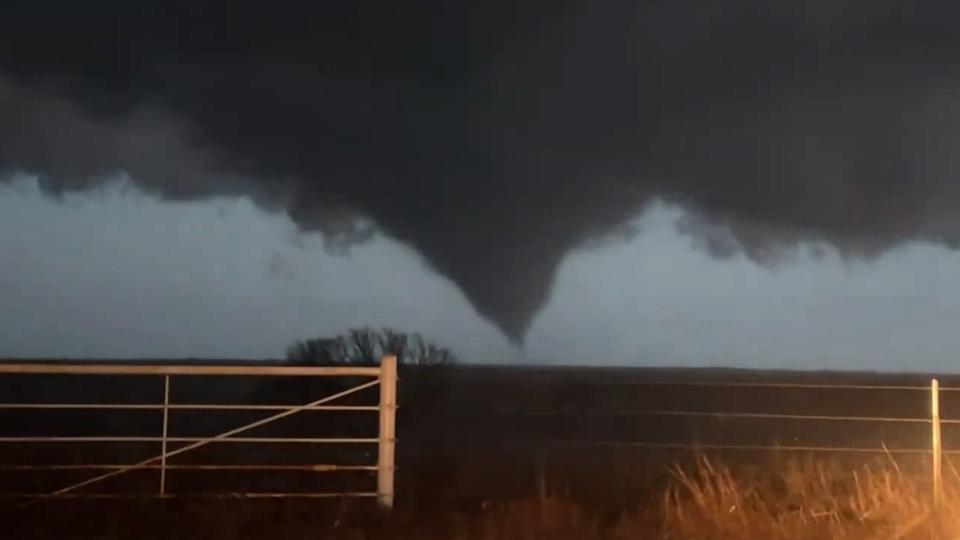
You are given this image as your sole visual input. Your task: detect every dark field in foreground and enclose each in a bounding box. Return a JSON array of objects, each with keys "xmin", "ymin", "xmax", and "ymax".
[{"xmin": 0, "ymin": 363, "xmax": 956, "ymax": 538}]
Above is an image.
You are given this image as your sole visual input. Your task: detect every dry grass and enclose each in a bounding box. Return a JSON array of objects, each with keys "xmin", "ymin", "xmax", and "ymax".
[
  {"xmin": 460, "ymin": 455, "xmax": 959, "ymax": 539},
  {"xmin": 657, "ymin": 455, "xmax": 933, "ymax": 539},
  {"xmin": 11, "ymin": 455, "xmax": 960, "ymax": 539}
]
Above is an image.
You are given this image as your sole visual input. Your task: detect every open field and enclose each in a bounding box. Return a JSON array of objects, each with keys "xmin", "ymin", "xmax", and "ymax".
[{"xmin": 1, "ymin": 363, "xmax": 959, "ymax": 538}]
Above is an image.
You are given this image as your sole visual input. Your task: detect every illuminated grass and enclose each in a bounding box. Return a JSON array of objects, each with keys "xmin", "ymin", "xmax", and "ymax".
[
  {"xmin": 13, "ymin": 455, "xmax": 960, "ymax": 539},
  {"xmin": 462, "ymin": 455, "xmax": 958, "ymax": 539}
]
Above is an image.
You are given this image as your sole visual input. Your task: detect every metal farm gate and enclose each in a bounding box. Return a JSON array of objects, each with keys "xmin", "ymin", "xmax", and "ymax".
[{"xmin": 0, "ymin": 356, "xmax": 397, "ymax": 508}]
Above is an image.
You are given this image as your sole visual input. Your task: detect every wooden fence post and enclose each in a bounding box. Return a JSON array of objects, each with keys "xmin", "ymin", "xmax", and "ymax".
[
  {"xmin": 932, "ymin": 378, "xmax": 942, "ymax": 509},
  {"xmin": 377, "ymin": 355, "xmax": 398, "ymax": 510}
]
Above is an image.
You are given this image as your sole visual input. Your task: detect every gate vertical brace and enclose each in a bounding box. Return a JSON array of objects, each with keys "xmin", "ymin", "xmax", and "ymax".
[{"xmin": 377, "ymin": 355, "xmax": 398, "ymax": 510}]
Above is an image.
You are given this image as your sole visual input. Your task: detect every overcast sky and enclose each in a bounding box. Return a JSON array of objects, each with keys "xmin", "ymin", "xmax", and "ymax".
[
  {"xmin": 4, "ymin": 174, "xmax": 959, "ymax": 372},
  {"xmin": 6, "ymin": 2, "xmax": 960, "ymax": 371}
]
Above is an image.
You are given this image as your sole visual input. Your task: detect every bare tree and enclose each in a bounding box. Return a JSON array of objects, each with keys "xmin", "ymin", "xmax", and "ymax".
[
  {"xmin": 347, "ymin": 328, "xmax": 379, "ymax": 365},
  {"xmin": 378, "ymin": 329, "xmax": 409, "ymax": 360},
  {"xmin": 285, "ymin": 327, "xmax": 457, "ymax": 366},
  {"xmin": 407, "ymin": 334, "xmax": 455, "ymax": 366}
]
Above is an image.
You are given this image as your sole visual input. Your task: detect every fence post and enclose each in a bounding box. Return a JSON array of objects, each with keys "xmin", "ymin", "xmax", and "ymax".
[
  {"xmin": 377, "ymin": 355, "xmax": 398, "ymax": 510},
  {"xmin": 931, "ymin": 378, "xmax": 942, "ymax": 509},
  {"xmin": 160, "ymin": 374, "xmax": 171, "ymax": 495}
]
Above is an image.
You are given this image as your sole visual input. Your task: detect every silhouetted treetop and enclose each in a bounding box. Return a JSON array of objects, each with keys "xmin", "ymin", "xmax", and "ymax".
[{"xmin": 286, "ymin": 327, "xmax": 457, "ymax": 366}]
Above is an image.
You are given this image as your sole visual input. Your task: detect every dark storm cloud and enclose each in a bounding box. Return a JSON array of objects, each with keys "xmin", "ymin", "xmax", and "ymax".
[{"xmin": 3, "ymin": 0, "xmax": 960, "ymax": 342}]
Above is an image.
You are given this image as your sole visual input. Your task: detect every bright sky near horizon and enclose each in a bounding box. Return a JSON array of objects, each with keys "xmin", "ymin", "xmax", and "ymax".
[{"xmin": 4, "ymin": 175, "xmax": 960, "ymax": 372}]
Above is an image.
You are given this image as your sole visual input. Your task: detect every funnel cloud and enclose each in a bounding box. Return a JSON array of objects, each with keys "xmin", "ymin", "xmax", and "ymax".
[{"xmin": 3, "ymin": 1, "xmax": 960, "ymax": 342}]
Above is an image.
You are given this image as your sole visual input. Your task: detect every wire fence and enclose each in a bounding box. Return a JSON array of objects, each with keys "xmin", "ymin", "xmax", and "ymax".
[
  {"xmin": 517, "ymin": 381, "xmax": 938, "ymax": 444},
  {"xmin": 499, "ymin": 377, "xmax": 949, "ymax": 505}
]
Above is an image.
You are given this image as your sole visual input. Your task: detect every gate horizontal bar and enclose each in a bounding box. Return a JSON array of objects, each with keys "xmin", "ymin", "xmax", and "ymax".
[
  {"xmin": 0, "ymin": 403, "xmax": 378, "ymax": 411},
  {"xmin": 0, "ymin": 492, "xmax": 379, "ymax": 499},
  {"xmin": 0, "ymin": 364, "xmax": 380, "ymax": 376},
  {"xmin": 0, "ymin": 436, "xmax": 380, "ymax": 443},
  {"xmin": 0, "ymin": 464, "xmax": 378, "ymax": 471}
]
